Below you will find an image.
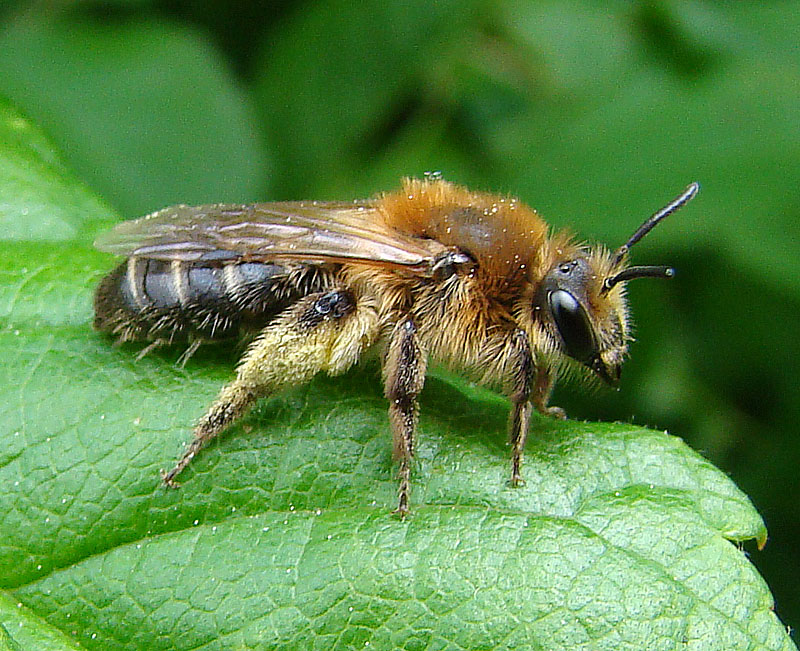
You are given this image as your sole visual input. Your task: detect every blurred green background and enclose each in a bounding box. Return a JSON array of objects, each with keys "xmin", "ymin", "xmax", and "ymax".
[{"xmin": 0, "ymin": 0, "xmax": 797, "ymax": 635}]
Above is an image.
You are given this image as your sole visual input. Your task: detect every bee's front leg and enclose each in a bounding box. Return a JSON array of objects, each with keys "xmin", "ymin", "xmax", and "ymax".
[
  {"xmin": 383, "ymin": 318, "xmax": 428, "ymax": 517},
  {"xmin": 508, "ymin": 329, "xmax": 534, "ymax": 487},
  {"xmin": 162, "ymin": 288, "xmax": 378, "ymax": 487},
  {"xmin": 532, "ymin": 362, "xmax": 567, "ymax": 421}
]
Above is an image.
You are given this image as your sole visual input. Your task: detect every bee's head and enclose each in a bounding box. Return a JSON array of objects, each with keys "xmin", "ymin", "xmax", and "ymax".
[{"xmin": 534, "ymin": 183, "xmax": 698, "ymax": 385}]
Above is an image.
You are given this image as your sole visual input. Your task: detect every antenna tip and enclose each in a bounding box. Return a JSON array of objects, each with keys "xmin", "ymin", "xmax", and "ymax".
[{"xmin": 665, "ymin": 267, "xmax": 676, "ymax": 278}]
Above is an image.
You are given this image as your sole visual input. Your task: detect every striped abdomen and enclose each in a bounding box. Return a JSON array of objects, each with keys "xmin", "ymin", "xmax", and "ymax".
[{"xmin": 93, "ymin": 257, "xmax": 331, "ymax": 343}]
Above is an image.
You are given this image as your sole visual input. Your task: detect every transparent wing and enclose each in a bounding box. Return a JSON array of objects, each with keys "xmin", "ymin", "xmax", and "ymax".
[{"xmin": 95, "ymin": 201, "xmax": 442, "ymax": 270}]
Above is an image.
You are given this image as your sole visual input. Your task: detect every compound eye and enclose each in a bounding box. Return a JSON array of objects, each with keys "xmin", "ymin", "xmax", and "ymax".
[{"xmin": 548, "ymin": 289, "xmax": 596, "ymax": 362}]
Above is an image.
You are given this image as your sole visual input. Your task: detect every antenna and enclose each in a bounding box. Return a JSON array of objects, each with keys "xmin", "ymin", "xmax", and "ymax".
[
  {"xmin": 610, "ymin": 182, "xmax": 699, "ymax": 268},
  {"xmin": 604, "ymin": 265, "xmax": 675, "ymax": 292},
  {"xmin": 602, "ymin": 182, "xmax": 698, "ymax": 294}
]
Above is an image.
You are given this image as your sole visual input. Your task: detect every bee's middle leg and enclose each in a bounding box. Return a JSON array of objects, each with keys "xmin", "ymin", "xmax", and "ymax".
[
  {"xmin": 162, "ymin": 288, "xmax": 378, "ymax": 486},
  {"xmin": 384, "ymin": 318, "xmax": 427, "ymax": 517}
]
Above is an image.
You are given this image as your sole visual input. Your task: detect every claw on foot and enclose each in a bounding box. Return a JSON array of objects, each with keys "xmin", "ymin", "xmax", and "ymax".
[
  {"xmin": 393, "ymin": 492, "xmax": 411, "ymax": 519},
  {"xmin": 542, "ymin": 405, "xmax": 567, "ymax": 420},
  {"xmin": 392, "ymin": 505, "xmax": 410, "ymax": 520},
  {"xmin": 160, "ymin": 468, "xmax": 181, "ymax": 489}
]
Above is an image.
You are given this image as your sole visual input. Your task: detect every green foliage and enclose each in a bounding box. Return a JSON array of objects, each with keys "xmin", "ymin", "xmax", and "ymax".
[
  {"xmin": 0, "ymin": 593, "xmax": 82, "ymax": 651},
  {"xmin": 0, "ymin": 12, "xmax": 268, "ymax": 217},
  {"xmin": 0, "ymin": 0, "xmax": 798, "ymax": 647}
]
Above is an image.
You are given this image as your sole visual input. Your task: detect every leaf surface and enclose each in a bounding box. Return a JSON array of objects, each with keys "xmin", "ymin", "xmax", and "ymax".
[{"xmin": 0, "ymin": 98, "xmax": 794, "ymax": 651}]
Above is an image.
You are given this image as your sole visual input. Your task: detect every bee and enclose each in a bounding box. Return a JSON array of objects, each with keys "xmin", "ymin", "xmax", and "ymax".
[{"xmin": 94, "ymin": 177, "xmax": 698, "ymax": 515}]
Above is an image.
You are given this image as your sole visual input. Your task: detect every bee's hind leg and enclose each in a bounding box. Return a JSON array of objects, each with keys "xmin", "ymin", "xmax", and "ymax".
[{"xmin": 161, "ymin": 289, "xmax": 379, "ymax": 487}]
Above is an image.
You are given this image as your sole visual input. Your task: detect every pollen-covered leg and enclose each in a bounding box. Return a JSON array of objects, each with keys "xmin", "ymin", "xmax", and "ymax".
[
  {"xmin": 161, "ymin": 289, "xmax": 378, "ymax": 487},
  {"xmin": 383, "ymin": 318, "xmax": 427, "ymax": 517},
  {"xmin": 508, "ymin": 330, "xmax": 534, "ymax": 487}
]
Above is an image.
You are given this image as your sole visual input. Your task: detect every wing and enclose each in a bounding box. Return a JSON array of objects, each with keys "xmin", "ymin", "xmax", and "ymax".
[{"xmin": 95, "ymin": 201, "xmax": 444, "ymax": 271}]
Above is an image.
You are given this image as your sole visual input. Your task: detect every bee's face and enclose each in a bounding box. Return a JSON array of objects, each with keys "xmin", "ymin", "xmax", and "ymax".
[{"xmin": 534, "ymin": 256, "xmax": 627, "ymax": 385}]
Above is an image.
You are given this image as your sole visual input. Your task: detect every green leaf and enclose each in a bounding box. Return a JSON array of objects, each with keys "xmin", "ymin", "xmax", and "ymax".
[
  {"xmin": 0, "ymin": 99, "xmax": 794, "ymax": 650},
  {"xmin": 0, "ymin": 593, "xmax": 82, "ymax": 651},
  {"xmin": 0, "ymin": 95, "xmax": 112, "ymax": 242}
]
